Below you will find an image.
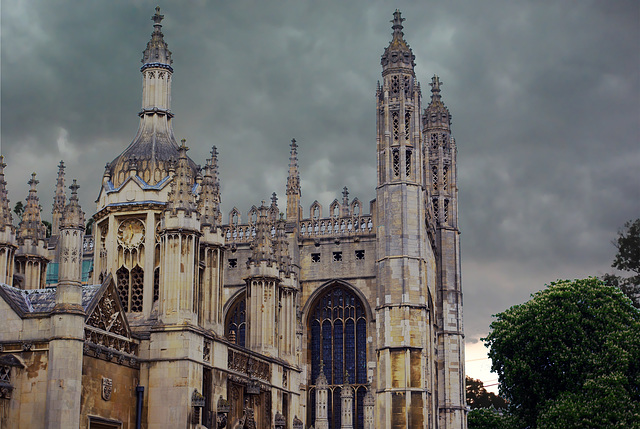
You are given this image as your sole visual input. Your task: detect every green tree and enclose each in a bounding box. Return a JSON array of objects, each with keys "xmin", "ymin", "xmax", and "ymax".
[
  {"xmin": 13, "ymin": 201, "xmax": 24, "ymax": 219},
  {"xmin": 85, "ymin": 218, "xmax": 94, "ymax": 235},
  {"xmin": 604, "ymin": 218, "xmax": 640, "ymax": 308},
  {"xmin": 466, "ymin": 376, "xmax": 507, "ymax": 410},
  {"xmin": 468, "ymin": 408, "xmax": 520, "ymax": 429},
  {"xmin": 41, "ymin": 220, "xmax": 52, "ymax": 238},
  {"xmin": 483, "ymin": 278, "xmax": 640, "ymax": 428}
]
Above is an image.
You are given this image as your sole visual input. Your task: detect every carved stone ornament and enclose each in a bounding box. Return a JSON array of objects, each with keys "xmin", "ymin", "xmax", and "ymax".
[
  {"xmin": 292, "ymin": 416, "xmax": 304, "ymax": 429},
  {"xmin": 274, "ymin": 411, "xmax": 286, "ymax": 427},
  {"xmin": 102, "ymin": 377, "xmax": 113, "ymax": 401},
  {"xmin": 217, "ymin": 395, "xmax": 230, "ymax": 413},
  {"xmin": 246, "ymin": 378, "xmax": 260, "ymax": 395},
  {"xmin": 192, "ymin": 389, "xmax": 206, "ymax": 408}
]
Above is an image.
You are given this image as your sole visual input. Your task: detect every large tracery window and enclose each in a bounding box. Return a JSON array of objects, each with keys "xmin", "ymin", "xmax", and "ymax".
[{"xmin": 308, "ymin": 285, "xmax": 368, "ymax": 429}]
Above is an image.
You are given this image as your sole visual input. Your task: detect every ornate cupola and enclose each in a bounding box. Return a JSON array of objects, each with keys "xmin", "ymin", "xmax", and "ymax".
[{"xmin": 105, "ymin": 6, "xmax": 197, "ymax": 189}]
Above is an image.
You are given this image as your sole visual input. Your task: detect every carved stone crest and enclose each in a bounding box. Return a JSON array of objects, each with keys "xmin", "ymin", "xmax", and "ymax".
[{"xmin": 102, "ymin": 377, "xmax": 113, "ymax": 401}]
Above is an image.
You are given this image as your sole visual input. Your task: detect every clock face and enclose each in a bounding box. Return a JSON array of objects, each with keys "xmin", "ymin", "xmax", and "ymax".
[{"xmin": 117, "ymin": 219, "xmax": 145, "ymax": 249}]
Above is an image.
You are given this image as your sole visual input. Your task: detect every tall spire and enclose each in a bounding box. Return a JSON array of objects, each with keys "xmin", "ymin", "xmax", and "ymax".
[
  {"xmin": 198, "ymin": 146, "xmax": 222, "ymax": 227},
  {"xmin": 0, "ymin": 156, "xmax": 13, "ymax": 229},
  {"xmin": 380, "ymin": 9, "xmax": 415, "ymax": 74},
  {"xmin": 141, "ymin": 6, "xmax": 173, "ymax": 70},
  {"xmin": 52, "ymin": 160, "xmax": 66, "ymax": 236},
  {"xmin": 286, "ymin": 139, "xmax": 301, "ymax": 223},
  {"xmin": 17, "ymin": 173, "xmax": 46, "ymax": 243},
  {"xmin": 166, "ymin": 139, "xmax": 197, "ymax": 214},
  {"xmin": 424, "ymin": 75, "xmax": 451, "ymax": 130}
]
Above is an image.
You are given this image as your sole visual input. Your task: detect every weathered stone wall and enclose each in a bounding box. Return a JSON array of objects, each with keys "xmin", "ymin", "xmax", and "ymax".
[{"xmin": 80, "ymin": 356, "xmax": 140, "ymax": 429}]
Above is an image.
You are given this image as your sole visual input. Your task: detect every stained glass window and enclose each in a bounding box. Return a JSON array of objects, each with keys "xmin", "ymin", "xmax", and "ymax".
[
  {"xmin": 308, "ymin": 285, "xmax": 368, "ymax": 429},
  {"xmin": 225, "ymin": 296, "xmax": 246, "ymax": 347}
]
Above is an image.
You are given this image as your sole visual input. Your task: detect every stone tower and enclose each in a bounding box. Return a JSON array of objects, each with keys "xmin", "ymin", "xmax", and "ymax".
[
  {"xmin": 423, "ymin": 76, "xmax": 466, "ymax": 428},
  {"xmin": 375, "ymin": 10, "xmax": 437, "ymax": 427},
  {"xmin": 45, "ymin": 180, "xmax": 85, "ymax": 428},
  {"xmin": 0, "ymin": 156, "xmax": 16, "ymax": 286},
  {"xmin": 15, "ymin": 173, "xmax": 49, "ymax": 289}
]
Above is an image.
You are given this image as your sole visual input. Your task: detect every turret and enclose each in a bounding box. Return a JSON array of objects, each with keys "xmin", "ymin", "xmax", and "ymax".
[
  {"xmin": 422, "ymin": 76, "xmax": 466, "ymax": 428},
  {"xmin": 0, "ymin": 156, "xmax": 16, "ymax": 285},
  {"xmin": 45, "ymin": 179, "xmax": 85, "ymax": 428},
  {"xmin": 245, "ymin": 202, "xmax": 280, "ymax": 356},
  {"xmin": 15, "ymin": 172, "xmax": 49, "ymax": 289},
  {"xmin": 158, "ymin": 139, "xmax": 201, "ymax": 324},
  {"xmin": 198, "ymin": 146, "xmax": 225, "ymax": 331},
  {"xmin": 51, "ymin": 161, "xmax": 66, "ymax": 237},
  {"xmin": 374, "ymin": 11, "xmax": 436, "ymax": 427},
  {"xmin": 286, "ymin": 139, "xmax": 301, "ymax": 223}
]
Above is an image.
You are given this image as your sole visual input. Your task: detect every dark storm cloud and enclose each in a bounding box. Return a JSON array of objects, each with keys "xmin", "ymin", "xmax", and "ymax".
[{"xmin": 2, "ymin": 0, "xmax": 638, "ymax": 350}]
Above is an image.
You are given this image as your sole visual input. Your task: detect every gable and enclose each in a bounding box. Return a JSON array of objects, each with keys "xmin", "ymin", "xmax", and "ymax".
[{"xmin": 85, "ymin": 274, "xmax": 132, "ymax": 340}]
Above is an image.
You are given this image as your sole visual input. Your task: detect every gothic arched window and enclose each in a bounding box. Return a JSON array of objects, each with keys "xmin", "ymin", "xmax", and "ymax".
[
  {"xmin": 308, "ymin": 285, "xmax": 368, "ymax": 429},
  {"xmin": 225, "ymin": 294, "xmax": 246, "ymax": 347}
]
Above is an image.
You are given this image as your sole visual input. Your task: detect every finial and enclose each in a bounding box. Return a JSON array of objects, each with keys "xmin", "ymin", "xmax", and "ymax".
[
  {"xmin": 291, "ymin": 138, "xmax": 297, "ymax": 149},
  {"xmin": 391, "ymin": 9, "xmax": 405, "ymax": 31},
  {"xmin": 211, "ymin": 145, "xmax": 218, "ymax": 159},
  {"xmin": 152, "ymin": 6, "xmax": 164, "ymax": 25},
  {"xmin": 430, "ymin": 75, "xmax": 442, "ymax": 94},
  {"xmin": 271, "ymin": 192, "xmax": 278, "ymax": 206},
  {"xmin": 28, "ymin": 172, "xmax": 38, "ymax": 188},
  {"xmin": 69, "ymin": 179, "xmax": 80, "ymax": 197},
  {"xmin": 342, "ymin": 186, "xmax": 349, "ymax": 199}
]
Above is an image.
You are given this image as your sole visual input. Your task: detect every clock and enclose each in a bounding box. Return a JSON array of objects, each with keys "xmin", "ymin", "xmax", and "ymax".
[{"xmin": 117, "ymin": 219, "xmax": 145, "ymax": 249}]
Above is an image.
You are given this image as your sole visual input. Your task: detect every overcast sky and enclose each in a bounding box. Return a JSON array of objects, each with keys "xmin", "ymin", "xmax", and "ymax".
[{"xmin": 2, "ymin": 1, "xmax": 638, "ymax": 388}]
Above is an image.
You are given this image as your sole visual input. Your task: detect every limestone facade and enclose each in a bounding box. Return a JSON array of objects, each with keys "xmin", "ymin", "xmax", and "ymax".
[{"xmin": 0, "ymin": 7, "xmax": 466, "ymax": 429}]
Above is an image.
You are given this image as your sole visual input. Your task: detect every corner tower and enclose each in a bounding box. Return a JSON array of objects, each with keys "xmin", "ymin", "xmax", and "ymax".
[
  {"xmin": 375, "ymin": 10, "xmax": 437, "ymax": 428},
  {"xmin": 423, "ymin": 77, "xmax": 466, "ymax": 428}
]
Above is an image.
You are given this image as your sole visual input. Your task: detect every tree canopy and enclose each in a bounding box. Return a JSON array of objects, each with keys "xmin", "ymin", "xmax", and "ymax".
[
  {"xmin": 483, "ymin": 278, "xmax": 640, "ymax": 428},
  {"xmin": 466, "ymin": 376, "xmax": 507, "ymax": 410},
  {"xmin": 604, "ymin": 218, "xmax": 640, "ymax": 308}
]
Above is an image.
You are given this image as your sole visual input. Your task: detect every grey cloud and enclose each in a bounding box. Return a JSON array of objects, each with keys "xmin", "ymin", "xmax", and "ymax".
[{"xmin": 1, "ymin": 0, "xmax": 638, "ymax": 349}]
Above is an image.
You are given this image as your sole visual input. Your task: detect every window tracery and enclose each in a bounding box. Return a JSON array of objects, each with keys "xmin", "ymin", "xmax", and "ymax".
[
  {"xmin": 444, "ymin": 199, "xmax": 449, "ymax": 223},
  {"xmin": 225, "ymin": 296, "xmax": 246, "ymax": 347},
  {"xmin": 390, "ymin": 75, "xmax": 400, "ymax": 95},
  {"xmin": 392, "ymin": 149, "xmax": 400, "ymax": 177},
  {"xmin": 308, "ymin": 286, "xmax": 367, "ymax": 428},
  {"xmin": 406, "ymin": 149, "xmax": 412, "ymax": 177},
  {"xmin": 431, "ymin": 133, "xmax": 438, "ymax": 150},
  {"xmin": 432, "ymin": 165, "xmax": 438, "ymax": 191},
  {"xmin": 392, "ymin": 112, "xmax": 399, "ymax": 141},
  {"xmin": 443, "ymin": 165, "xmax": 449, "ymax": 190},
  {"xmin": 405, "ymin": 112, "xmax": 411, "ymax": 139}
]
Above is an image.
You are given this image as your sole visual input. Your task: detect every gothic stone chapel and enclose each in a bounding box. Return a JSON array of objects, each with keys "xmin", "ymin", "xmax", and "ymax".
[{"xmin": 0, "ymin": 8, "xmax": 466, "ymax": 429}]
